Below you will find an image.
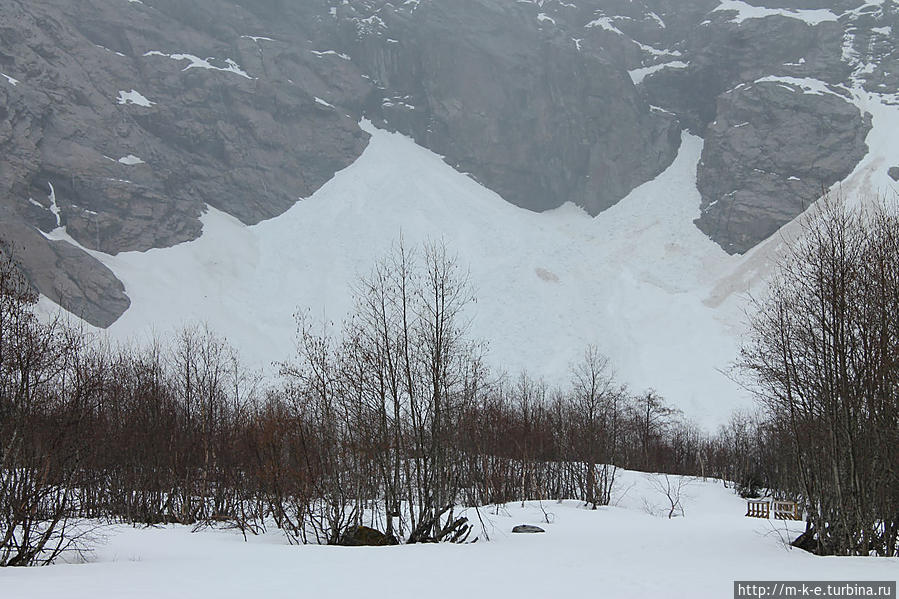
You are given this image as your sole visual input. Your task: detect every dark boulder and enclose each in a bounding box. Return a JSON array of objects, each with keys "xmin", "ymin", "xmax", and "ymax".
[
  {"xmin": 338, "ymin": 525, "xmax": 398, "ymax": 547},
  {"xmin": 791, "ymin": 526, "xmax": 818, "ymax": 554},
  {"xmin": 512, "ymin": 524, "xmax": 545, "ymax": 534}
]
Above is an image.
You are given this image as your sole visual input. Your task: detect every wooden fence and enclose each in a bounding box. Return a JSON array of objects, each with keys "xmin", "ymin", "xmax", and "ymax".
[
  {"xmin": 746, "ymin": 499, "xmax": 770, "ymax": 519},
  {"xmin": 772, "ymin": 500, "xmax": 801, "ymax": 520},
  {"xmin": 746, "ymin": 499, "xmax": 802, "ymax": 520}
]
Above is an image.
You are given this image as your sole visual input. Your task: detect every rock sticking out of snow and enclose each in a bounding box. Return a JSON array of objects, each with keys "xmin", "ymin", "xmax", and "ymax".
[{"xmin": 512, "ymin": 525, "xmax": 546, "ymax": 534}]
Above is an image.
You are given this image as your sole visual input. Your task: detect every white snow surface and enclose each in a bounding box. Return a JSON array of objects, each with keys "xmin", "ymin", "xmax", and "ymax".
[
  {"xmin": 713, "ymin": 0, "xmax": 839, "ymax": 25},
  {"xmin": 47, "ymin": 182, "xmax": 62, "ymax": 228},
  {"xmin": 585, "ymin": 16, "xmax": 623, "ymax": 34},
  {"xmin": 1, "ymin": 469, "xmax": 895, "ymax": 598},
  {"xmin": 754, "ymin": 76, "xmax": 848, "ymax": 98},
  {"xmin": 310, "ymin": 49, "xmax": 352, "ymax": 60},
  {"xmin": 629, "ymin": 61, "xmax": 689, "ymax": 85},
  {"xmin": 117, "ymin": 154, "xmax": 145, "ymax": 166},
  {"xmin": 79, "ymin": 121, "xmax": 753, "ymax": 428},
  {"xmin": 116, "ymin": 90, "xmax": 154, "ymax": 107},
  {"xmin": 143, "ymin": 51, "xmax": 253, "ymax": 79}
]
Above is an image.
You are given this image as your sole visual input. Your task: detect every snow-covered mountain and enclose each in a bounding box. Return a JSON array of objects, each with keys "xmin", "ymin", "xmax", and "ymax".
[
  {"xmin": 52, "ymin": 122, "xmax": 748, "ymax": 426},
  {"xmin": 5, "ymin": 0, "xmax": 899, "ymax": 425}
]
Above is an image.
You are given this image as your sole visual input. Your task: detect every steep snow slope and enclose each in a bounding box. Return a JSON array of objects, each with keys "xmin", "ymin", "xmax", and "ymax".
[
  {"xmin": 2, "ymin": 470, "xmax": 896, "ymax": 599},
  {"xmin": 82, "ymin": 121, "xmax": 752, "ymax": 428}
]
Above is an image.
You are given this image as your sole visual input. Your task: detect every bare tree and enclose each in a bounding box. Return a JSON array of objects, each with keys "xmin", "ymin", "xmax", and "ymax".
[
  {"xmin": 569, "ymin": 346, "xmax": 622, "ymax": 508},
  {"xmin": 0, "ymin": 247, "xmax": 91, "ymax": 565},
  {"xmin": 741, "ymin": 197, "xmax": 899, "ymax": 556},
  {"xmin": 647, "ymin": 474, "xmax": 692, "ymax": 519}
]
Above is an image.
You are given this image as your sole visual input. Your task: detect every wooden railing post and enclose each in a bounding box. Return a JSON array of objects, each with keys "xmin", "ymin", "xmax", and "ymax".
[
  {"xmin": 772, "ymin": 500, "xmax": 801, "ymax": 520},
  {"xmin": 746, "ymin": 499, "xmax": 770, "ymax": 519},
  {"xmin": 746, "ymin": 499, "xmax": 801, "ymax": 520}
]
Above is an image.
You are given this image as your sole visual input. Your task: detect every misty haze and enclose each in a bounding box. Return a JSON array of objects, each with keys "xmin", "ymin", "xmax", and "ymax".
[{"xmin": 0, "ymin": 1, "xmax": 896, "ymax": 597}]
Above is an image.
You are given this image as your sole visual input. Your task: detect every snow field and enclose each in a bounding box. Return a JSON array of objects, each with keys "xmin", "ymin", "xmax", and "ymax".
[{"xmin": 1, "ymin": 469, "xmax": 894, "ymax": 599}]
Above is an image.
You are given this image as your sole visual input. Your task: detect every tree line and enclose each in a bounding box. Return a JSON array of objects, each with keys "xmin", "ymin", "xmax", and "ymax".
[{"xmin": 0, "ymin": 240, "xmax": 737, "ymax": 565}]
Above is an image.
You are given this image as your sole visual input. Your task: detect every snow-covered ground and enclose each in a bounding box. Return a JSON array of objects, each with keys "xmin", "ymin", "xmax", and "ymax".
[
  {"xmin": 64, "ymin": 121, "xmax": 751, "ymax": 429},
  {"xmin": 2, "ymin": 470, "xmax": 895, "ymax": 598}
]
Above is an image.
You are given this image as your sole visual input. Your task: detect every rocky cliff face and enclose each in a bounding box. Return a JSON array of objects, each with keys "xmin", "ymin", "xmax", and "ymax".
[
  {"xmin": 696, "ymin": 81, "xmax": 871, "ymax": 252},
  {"xmin": 1, "ymin": 0, "xmax": 370, "ymax": 324},
  {"xmin": 629, "ymin": 0, "xmax": 892, "ymax": 253},
  {"xmin": 337, "ymin": 0, "xmax": 681, "ymax": 215},
  {"xmin": 1, "ymin": 0, "xmax": 896, "ymax": 325}
]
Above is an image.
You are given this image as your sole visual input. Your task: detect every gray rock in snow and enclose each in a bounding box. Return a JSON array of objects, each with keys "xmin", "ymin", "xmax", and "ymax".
[
  {"xmin": 0, "ymin": 214, "xmax": 130, "ymax": 327},
  {"xmin": 512, "ymin": 525, "xmax": 546, "ymax": 534}
]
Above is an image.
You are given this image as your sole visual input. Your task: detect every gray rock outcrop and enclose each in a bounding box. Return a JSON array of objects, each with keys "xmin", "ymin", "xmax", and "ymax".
[
  {"xmin": 695, "ymin": 81, "xmax": 871, "ymax": 253},
  {"xmin": 629, "ymin": 0, "xmax": 892, "ymax": 251},
  {"xmin": 339, "ymin": 0, "xmax": 681, "ymax": 215},
  {"xmin": 0, "ymin": 215, "xmax": 129, "ymax": 327},
  {"xmin": 1, "ymin": 0, "xmax": 370, "ymax": 325}
]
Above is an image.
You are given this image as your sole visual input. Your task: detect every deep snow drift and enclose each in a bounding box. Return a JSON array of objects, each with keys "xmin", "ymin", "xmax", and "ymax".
[
  {"xmin": 67, "ymin": 121, "xmax": 752, "ymax": 428},
  {"xmin": 2, "ymin": 469, "xmax": 895, "ymax": 599}
]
